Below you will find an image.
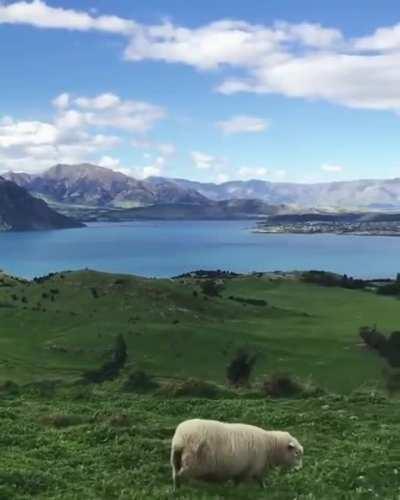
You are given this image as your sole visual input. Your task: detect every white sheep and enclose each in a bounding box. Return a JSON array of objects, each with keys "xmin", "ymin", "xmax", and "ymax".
[{"xmin": 170, "ymin": 418, "xmax": 303, "ymax": 490}]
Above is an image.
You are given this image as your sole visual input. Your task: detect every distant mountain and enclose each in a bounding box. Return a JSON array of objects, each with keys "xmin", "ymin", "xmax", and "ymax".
[
  {"xmin": 168, "ymin": 177, "xmax": 400, "ymax": 210},
  {"xmin": 4, "ymin": 164, "xmax": 207, "ymax": 208},
  {"xmin": 6, "ymin": 164, "xmax": 400, "ymax": 211},
  {"xmin": 0, "ymin": 176, "xmax": 83, "ymax": 231}
]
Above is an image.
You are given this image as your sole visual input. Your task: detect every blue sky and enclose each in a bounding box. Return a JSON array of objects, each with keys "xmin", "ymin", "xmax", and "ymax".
[{"xmin": 1, "ymin": 0, "xmax": 400, "ymax": 183}]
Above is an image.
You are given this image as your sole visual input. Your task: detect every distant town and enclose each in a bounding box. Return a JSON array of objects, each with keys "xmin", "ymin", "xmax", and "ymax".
[{"xmin": 255, "ymin": 214, "xmax": 400, "ymax": 236}]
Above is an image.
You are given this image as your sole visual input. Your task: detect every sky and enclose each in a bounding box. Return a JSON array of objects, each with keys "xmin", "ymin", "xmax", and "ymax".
[{"xmin": 1, "ymin": 0, "xmax": 400, "ymax": 184}]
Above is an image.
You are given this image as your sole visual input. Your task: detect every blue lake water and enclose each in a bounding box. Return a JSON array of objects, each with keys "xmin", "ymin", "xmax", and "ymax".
[{"xmin": 0, "ymin": 221, "xmax": 399, "ymax": 279}]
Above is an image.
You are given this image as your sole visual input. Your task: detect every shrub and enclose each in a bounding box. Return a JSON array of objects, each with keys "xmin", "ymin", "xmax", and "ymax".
[
  {"xmin": 377, "ymin": 282, "xmax": 400, "ymax": 296},
  {"xmin": 302, "ymin": 270, "xmax": 366, "ymax": 289},
  {"xmin": 40, "ymin": 414, "xmax": 89, "ymax": 428},
  {"xmin": 160, "ymin": 378, "xmax": 221, "ymax": 398},
  {"xmin": 109, "ymin": 414, "xmax": 130, "ymax": 427},
  {"xmin": 0, "ymin": 380, "xmax": 19, "ymax": 395},
  {"xmin": 23, "ymin": 380, "xmax": 58, "ymax": 398},
  {"xmin": 385, "ymin": 370, "xmax": 400, "ymax": 395},
  {"xmin": 122, "ymin": 370, "xmax": 159, "ymax": 393},
  {"xmin": 359, "ymin": 326, "xmax": 387, "ymax": 352},
  {"xmin": 83, "ymin": 334, "xmax": 128, "ymax": 384},
  {"xmin": 228, "ymin": 296, "xmax": 267, "ymax": 306},
  {"xmin": 226, "ymin": 350, "xmax": 257, "ymax": 387},
  {"xmin": 263, "ymin": 373, "xmax": 303, "ymax": 398},
  {"xmin": 383, "ymin": 331, "xmax": 400, "ymax": 368},
  {"xmin": 200, "ymin": 279, "xmax": 223, "ymax": 297}
]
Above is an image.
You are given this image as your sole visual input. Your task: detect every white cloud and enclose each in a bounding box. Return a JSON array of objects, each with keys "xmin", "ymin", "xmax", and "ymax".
[
  {"xmin": 132, "ymin": 138, "xmax": 176, "ymax": 156},
  {"xmin": 52, "ymin": 92, "xmax": 70, "ymax": 110},
  {"xmin": 354, "ymin": 23, "xmax": 400, "ymax": 51},
  {"xmin": 0, "ymin": 119, "xmax": 58, "ymax": 148},
  {"xmin": 215, "ymin": 173, "xmax": 230, "ymax": 184},
  {"xmin": 0, "ymin": 91, "xmax": 165, "ymax": 173},
  {"xmin": 216, "ymin": 115, "xmax": 269, "ymax": 135},
  {"xmin": 75, "ymin": 93, "xmax": 121, "ymax": 110},
  {"xmin": 237, "ymin": 166, "xmax": 269, "ymax": 180},
  {"xmin": 123, "ymin": 18, "xmax": 400, "ymax": 112},
  {"xmin": 98, "ymin": 155, "xmax": 121, "ymax": 168},
  {"xmin": 321, "ymin": 163, "xmax": 344, "ymax": 173},
  {"xmin": 0, "ymin": 0, "xmax": 135, "ymax": 34},
  {"xmin": 54, "ymin": 93, "xmax": 166, "ymax": 133},
  {"xmin": 3, "ymin": 3, "xmax": 400, "ymax": 112},
  {"xmin": 191, "ymin": 151, "xmax": 216, "ymax": 169}
]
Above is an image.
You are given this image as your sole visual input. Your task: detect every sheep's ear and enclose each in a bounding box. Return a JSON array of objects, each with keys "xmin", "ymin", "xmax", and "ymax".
[{"xmin": 288, "ymin": 442, "xmax": 296, "ymax": 450}]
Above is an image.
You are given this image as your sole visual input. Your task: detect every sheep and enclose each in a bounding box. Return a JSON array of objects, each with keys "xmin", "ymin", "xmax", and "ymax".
[{"xmin": 170, "ymin": 418, "xmax": 303, "ymax": 491}]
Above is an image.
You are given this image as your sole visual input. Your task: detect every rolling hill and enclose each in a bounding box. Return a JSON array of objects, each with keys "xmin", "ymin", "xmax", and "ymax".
[{"xmin": 0, "ymin": 268, "xmax": 395, "ymax": 392}]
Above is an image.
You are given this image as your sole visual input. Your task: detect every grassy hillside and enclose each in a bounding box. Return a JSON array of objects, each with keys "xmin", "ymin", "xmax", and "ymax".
[
  {"xmin": 1, "ymin": 270, "xmax": 400, "ymax": 499},
  {"xmin": 0, "ymin": 269, "xmax": 397, "ymax": 392},
  {"xmin": 0, "ymin": 391, "xmax": 399, "ymax": 499}
]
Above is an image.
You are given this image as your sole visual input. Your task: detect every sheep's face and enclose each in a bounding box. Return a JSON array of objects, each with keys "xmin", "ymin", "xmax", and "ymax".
[{"xmin": 284, "ymin": 437, "xmax": 304, "ymax": 470}]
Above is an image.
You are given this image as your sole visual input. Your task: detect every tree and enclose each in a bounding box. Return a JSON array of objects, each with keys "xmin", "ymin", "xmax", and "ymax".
[
  {"xmin": 83, "ymin": 334, "xmax": 128, "ymax": 384},
  {"xmin": 200, "ymin": 279, "xmax": 223, "ymax": 297},
  {"xmin": 384, "ymin": 331, "xmax": 400, "ymax": 368},
  {"xmin": 226, "ymin": 350, "xmax": 257, "ymax": 387}
]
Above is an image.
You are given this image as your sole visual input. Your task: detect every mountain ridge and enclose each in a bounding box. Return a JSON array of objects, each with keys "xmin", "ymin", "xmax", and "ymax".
[
  {"xmin": 4, "ymin": 164, "xmax": 207, "ymax": 209},
  {"xmin": 4, "ymin": 164, "xmax": 400, "ymax": 210},
  {"xmin": 0, "ymin": 176, "xmax": 84, "ymax": 231}
]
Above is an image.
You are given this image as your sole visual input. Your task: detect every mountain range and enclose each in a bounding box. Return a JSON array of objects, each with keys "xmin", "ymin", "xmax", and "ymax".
[
  {"xmin": 4, "ymin": 164, "xmax": 207, "ymax": 209},
  {"xmin": 4, "ymin": 164, "xmax": 400, "ymax": 211},
  {"xmin": 168, "ymin": 177, "xmax": 400, "ymax": 210},
  {"xmin": 0, "ymin": 176, "xmax": 83, "ymax": 231}
]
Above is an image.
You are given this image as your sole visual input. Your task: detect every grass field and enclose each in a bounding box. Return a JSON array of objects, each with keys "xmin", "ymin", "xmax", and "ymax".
[
  {"xmin": 1, "ymin": 269, "xmax": 399, "ymax": 499},
  {"xmin": 0, "ymin": 269, "xmax": 397, "ymax": 391},
  {"xmin": 0, "ymin": 390, "xmax": 399, "ymax": 500}
]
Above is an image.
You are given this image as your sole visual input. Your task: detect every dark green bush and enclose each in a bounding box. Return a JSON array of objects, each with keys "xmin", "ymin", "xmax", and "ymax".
[
  {"xmin": 226, "ymin": 350, "xmax": 257, "ymax": 387},
  {"xmin": 159, "ymin": 378, "xmax": 221, "ymax": 398},
  {"xmin": 83, "ymin": 334, "xmax": 128, "ymax": 384},
  {"xmin": 122, "ymin": 370, "xmax": 159, "ymax": 393},
  {"xmin": 263, "ymin": 373, "xmax": 304, "ymax": 398}
]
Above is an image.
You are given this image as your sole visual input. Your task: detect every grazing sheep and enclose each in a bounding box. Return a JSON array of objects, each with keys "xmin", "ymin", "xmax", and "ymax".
[{"xmin": 170, "ymin": 418, "xmax": 303, "ymax": 490}]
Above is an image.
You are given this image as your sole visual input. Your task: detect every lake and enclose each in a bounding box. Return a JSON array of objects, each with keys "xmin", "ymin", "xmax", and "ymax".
[{"xmin": 0, "ymin": 220, "xmax": 399, "ymax": 279}]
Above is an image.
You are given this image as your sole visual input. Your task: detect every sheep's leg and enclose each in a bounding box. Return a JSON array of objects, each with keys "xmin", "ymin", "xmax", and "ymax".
[
  {"xmin": 172, "ymin": 469, "xmax": 180, "ymax": 492},
  {"xmin": 171, "ymin": 447, "xmax": 183, "ymax": 491}
]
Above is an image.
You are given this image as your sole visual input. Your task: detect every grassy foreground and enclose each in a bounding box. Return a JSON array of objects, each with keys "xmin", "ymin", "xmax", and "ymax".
[
  {"xmin": 1, "ymin": 269, "xmax": 400, "ymax": 498},
  {"xmin": 0, "ymin": 391, "xmax": 399, "ymax": 499},
  {"xmin": 0, "ymin": 269, "xmax": 398, "ymax": 391}
]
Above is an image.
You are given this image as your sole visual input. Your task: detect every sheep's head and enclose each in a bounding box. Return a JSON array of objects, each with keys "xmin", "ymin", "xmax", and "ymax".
[
  {"xmin": 269, "ymin": 431, "xmax": 304, "ymax": 470},
  {"xmin": 284, "ymin": 436, "xmax": 303, "ymax": 470}
]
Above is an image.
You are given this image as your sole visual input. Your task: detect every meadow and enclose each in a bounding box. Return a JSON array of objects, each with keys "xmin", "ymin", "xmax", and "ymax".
[
  {"xmin": 0, "ymin": 269, "xmax": 399, "ymax": 499},
  {"xmin": 0, "ymin": 269, "xmax": 397, "ymax": 390}
]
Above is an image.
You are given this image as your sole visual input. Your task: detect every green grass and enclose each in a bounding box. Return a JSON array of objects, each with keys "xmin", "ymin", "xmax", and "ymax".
[
  {"xmin": 1, "ymin": 270, "xmax": 400, "ymax": 498},
  {"xmin": 0, "ymin": 270, "xmax": 396, "ymax": 392},
  {"xmin": 0, "ymin": 391, "xmax": 399, "ymax": 499}
]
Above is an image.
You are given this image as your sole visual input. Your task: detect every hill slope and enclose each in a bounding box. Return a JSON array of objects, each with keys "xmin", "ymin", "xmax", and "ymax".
[
  {"xmin": 0, "ymin": 269, "xmax": 396, "ymax": 392},
  {"xmin": 0, "ymin": 177, "xmax": 83, "ymax": 231}
]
